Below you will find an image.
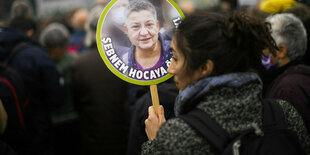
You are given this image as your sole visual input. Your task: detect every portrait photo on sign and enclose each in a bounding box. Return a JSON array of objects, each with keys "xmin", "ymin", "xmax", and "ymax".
[{"xmin": 97, "ymin": 0, "xmax": 183, "ymax": 85}]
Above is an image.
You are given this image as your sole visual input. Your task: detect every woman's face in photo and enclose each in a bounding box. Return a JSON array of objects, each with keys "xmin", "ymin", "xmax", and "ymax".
[{"xmin": 125, "ymin": 10, "xmax": 159, "ymax": 51}]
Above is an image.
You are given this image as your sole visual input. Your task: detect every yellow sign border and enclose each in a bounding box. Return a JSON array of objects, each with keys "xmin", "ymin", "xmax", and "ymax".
[{"xmin": 96, "ymin": 0, "xmax": 184, "ymax": 85}]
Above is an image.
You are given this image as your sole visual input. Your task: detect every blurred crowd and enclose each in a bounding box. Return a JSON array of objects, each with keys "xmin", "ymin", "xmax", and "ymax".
[{"xmin": 0, "ymin": 0, "xmax": 310, "ymax": 155}]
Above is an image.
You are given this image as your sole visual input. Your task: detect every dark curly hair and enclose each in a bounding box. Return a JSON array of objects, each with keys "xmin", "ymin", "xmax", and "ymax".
[{"xmin": 174, "ymin": 11, "xmax": 278, "ymax": 76}]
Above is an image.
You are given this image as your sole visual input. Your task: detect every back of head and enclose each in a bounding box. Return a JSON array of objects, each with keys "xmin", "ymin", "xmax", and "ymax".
[
  {"xmin": 10, "ymin": 0, "xmax": 34, "ymax": 19},
  {"xmin": 39, "ymin": 23, "xmax": 70, "ymax": 48},
  {"xmin": 174, "ymin": 11, "xmax": 278, "ymax": 76},
  {"xmin": 266, "ymin": 13, "xmax": 307, "ymax": 60},
  {"xmin": 9, "ymin": 15, "xmax": 37, "ymax": 34},
  {"xmin": 9, "ymin": 0, "xmax": 36, "ymax": 33}
]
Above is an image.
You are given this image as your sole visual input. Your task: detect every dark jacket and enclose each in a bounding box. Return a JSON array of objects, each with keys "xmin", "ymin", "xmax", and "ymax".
[
  {"xmin": 303, "ymin": 19, "xmax": 310, "ymax": 66},
  {"xmin": 141, "ymin": 82, "xmax": 310, "ymax": 154},
  {"xmin": 266, "ymin": 63, "xmax": 310, "ymax": 134},
  {"xmin": 126, "ymin": 81, "xmax": 178, "ymax": 155},
  {"xmin": 0, "ymin": 140, "xmax": 18, "ymax": 155},
  {"xmin": 0, "ymin": 27, "xmax": 65, "ymax": 155},
  {"xmin": 71, "ymin": 46, "xmax": 128, "ymax": 155}
]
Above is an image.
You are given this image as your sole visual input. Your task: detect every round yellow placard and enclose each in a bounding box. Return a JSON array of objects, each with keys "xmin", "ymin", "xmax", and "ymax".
[{"xmin": 96, "ymin": 0, "xmax": 184, "ymax": 85}]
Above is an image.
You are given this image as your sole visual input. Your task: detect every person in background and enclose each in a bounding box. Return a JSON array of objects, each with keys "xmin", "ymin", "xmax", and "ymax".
[
  {"xmin": 221, "ymin": 0, "xmax": 237, "ymax": 10},
  {"xmin": 0, "ymin": 100, "xmax": 7, "ymax": 135},
  {"xmin": 9, "ymin": 0, "xmax": 39, "ymax": 41},
  {"xmin": 71, "ymin": 5, "xmax": 128, "ymax": 155},
  {"xmin": 126, "ymin": 78, "xmax": 178, "ymax": 155},
  {"xmin": 141, "ymin": 11, "xmax": 310, "ymax": 154},
  {"xmin": 10, "ymin": 0, "xmax": 34, "ymax": 19},
  {"xmin": 0, "ymin": 14, "xmax": 65, "ymax": 155},
  {"xmin": 67, "ymin": 8, "xmax": 89, "ymax": 54},
  {"xmin": 0, "ymin": 100, "xmax": 18, "ymax": 155},
  {"xmin": 284, "ymin": 3, "xmax": 310, "ymax": 66},
  {"xmin": 263, "ymin": 13, "xmax": 310, "ymax": 134},
  {"xmin": 0, "ymin": 17, "xmax": 6, "ymax": 27},
  {"xmin": 259, "ymin": 0, "xmax": 310, "ymax": 66},
  {"xmin": 178, "ymin": 1, "xmax": 196, "ymax": 15},
  {"xmin": 0, "ymin": 0, "xmax": 12, "ymax": 26},
  {"xmin": 39, "ymin": 22, "xmax": 79, "ymax": 155}
]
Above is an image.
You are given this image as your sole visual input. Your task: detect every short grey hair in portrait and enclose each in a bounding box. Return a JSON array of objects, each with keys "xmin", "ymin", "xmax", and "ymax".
[
  {"xmin": 124, "ymin": 0, "xmax": 157, "ymax": 25},
  {"xmin": 39, "ymin": 23, "xmax": 70, "ymax": 48},
  {"xmin": 266, "ymin": 13, "xmax": 307, "ymax": 60}
]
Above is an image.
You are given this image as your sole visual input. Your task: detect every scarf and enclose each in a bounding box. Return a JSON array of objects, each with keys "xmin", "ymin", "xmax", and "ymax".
[{"xmin": 174, "ymin": 72, "xmax": 262, "ymax": 116}]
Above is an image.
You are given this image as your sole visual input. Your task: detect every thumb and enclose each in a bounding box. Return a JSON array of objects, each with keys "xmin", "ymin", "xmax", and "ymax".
[{"xmin": 158, "ymin": 105, "xmax": 166, "ymax": 123}]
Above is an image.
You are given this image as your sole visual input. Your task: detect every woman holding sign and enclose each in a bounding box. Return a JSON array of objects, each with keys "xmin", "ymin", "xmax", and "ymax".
[
  {"xmin": 142, "ymin": 12, "xmax": 310, "ymax": 154},
  {"xmin": 122, "ymin": 0, "xmax": 172, "ymax": 72}
]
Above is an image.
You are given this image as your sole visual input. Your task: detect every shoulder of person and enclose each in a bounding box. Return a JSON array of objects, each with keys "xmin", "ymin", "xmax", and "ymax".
[
  {"xmin": 272, "ymin": 64, "xmax": 310, "ymax": 89},
  {"xmin": 285, "ymin": 64, "xmax": 310, "ymax": 76},
  {"xmin": 276, "ymin": 99, "xmax": 310, "ymax": 151},
  {"xmin": 17, "ymin": 42, "xmax": 48, "ymax": 58},
  {"xmin": 275, "ymin": 99, "xmax": 310, "ymax": 152},
  {"xmin": 275, "ymin": 99, "xmax": 303, "ymax": 123}
]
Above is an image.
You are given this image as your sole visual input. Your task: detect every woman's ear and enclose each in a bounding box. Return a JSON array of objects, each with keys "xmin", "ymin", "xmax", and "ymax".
[
  {"xmin": 277, "ymin": 44, "xmax": 287, "ymax": 58},
  {"xmin": 200, "ymin": 60, "xmax": 214, "ymax": 78}
]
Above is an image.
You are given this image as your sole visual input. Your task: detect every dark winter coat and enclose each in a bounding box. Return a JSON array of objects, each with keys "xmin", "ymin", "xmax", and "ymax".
[
  {"xmin": 266, "ymin": 64, "xmax": 310, "ymax": 134},
  {"xmin": 126, "ymin": 81, "xmax": 178, "ymax": 155},
  {"xmin": 0, "ymin": 27, "xmax": 65, "ymax": 155},
  {"xmin": 71, "ymin": 46, "xmax": 128, "ymax": 155}
]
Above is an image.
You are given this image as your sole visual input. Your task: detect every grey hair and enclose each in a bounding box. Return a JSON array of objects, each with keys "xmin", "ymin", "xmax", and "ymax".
[
  {"xmin": 266, "ymin": 13, "xmax": 307, "ymax": 60},
  {"xmin": 10, "ymin": 0, "xmax": 34, "ymax": 19},
  {"xmin": 124, "ymin": 0, "xmax": 157, "ymax": 25},
  {"xmin": 39, "ymin": 23, "xmax": 70, "ymax": 48}
]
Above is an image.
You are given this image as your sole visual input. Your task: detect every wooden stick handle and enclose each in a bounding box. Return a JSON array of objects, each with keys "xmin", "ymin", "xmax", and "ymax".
[{"xmin": 150, "ymin": 85, "xmax": 160, "ymax": 115}]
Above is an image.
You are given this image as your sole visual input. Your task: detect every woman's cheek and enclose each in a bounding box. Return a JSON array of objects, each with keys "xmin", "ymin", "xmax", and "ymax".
[
  {"xmin": 148, "ymin": 29, "xmax": 157, "ymax": 36},
  {"xmin": 130, "ymin": 32, "xmax": 140, "ymax": 45}
]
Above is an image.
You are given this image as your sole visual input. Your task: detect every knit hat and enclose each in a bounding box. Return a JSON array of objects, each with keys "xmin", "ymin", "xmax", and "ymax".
[{"xmin": 260, "ymin": 0, "xmax": 297, "ymax": 13}]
